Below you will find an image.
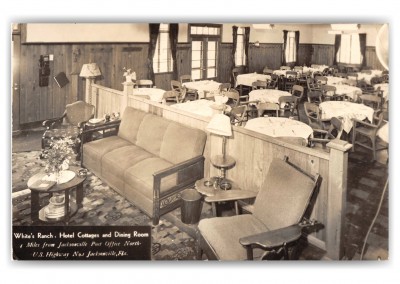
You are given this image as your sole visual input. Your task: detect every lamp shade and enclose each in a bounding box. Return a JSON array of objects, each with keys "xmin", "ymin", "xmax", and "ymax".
[
  {"xmin": 206, "ymin": 114, "xmax": 232, "ymax": 137},
  {"xmin": 79, "ymin": 63, "xmax": 102, "ymax": 78}
]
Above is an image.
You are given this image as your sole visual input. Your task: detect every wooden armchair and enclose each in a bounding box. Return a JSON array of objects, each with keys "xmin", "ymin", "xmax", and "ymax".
[
  {"xmin": 308, "ymin": 117, "xmax": 344, "ymax": 149},
  {"xmin": 352, "ymin": 111, "xmax": 388, "ymax": 161},
  {"xmin": 41, "ymin": 100, "xmax": 95, "ymax": 160},
  {"xmin": 197, "ymin": 156, "xmax": 323, "ymax": 260}
]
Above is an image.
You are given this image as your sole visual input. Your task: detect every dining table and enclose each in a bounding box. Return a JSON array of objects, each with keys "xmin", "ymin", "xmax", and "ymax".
[
  {"xmin": 131, "ymin": 87, "xmax": 165, "ymax": 103},
  {"xmin": 319, "ymin": 101, "xmax": 374, "ymax": 133},
  {"xmin": 235, "ymin": 73, "xmax": 271, "ymax": 87},
  {"xmin": 170, "ymin": 99, "xmax": 230, "ymax": 118},
  {"xmin": 248, "ymin": 89, "xmax": 292, "ymax": 106},
  {"xmin": 356, "ymin": 70, "xmax": 383, "ymax": 85},
  {"xmin": 328, "ymin": 84, "xmax": 363, "ymax": 102},
  {"xmin": 182, "ymin": 80, "xmax": 222, "ymax": 99},
  {"xmin": 326, "ymin": 76, "xmax": 346, "ymax": 85},
  {"xmin": 244, "ymin": 117, "xmax": 313, "ymax": 141}
]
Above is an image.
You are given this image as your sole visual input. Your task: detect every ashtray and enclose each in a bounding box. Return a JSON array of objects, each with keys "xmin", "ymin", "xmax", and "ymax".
[
  {"xmin": 203, "ymin": 180, "xmax": 213, "ymax": 187},
  {"xmin": 78, "ymin": 168, "xmax": 88, "ymax": 178},
  {"xmin": 219, "ymin": 180, "xmax": 232, "ymax": 190}
]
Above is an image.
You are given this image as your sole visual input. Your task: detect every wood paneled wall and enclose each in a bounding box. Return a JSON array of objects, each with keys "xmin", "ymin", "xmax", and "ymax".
[{"xmin": 17, "ymin": 39, "xmax": 385, "ymax": 125}]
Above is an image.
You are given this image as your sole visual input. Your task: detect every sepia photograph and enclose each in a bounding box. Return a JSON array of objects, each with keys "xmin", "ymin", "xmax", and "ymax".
[{"xmin": 4, "ymin": 0, "xmax": 398, "ymax": 283}]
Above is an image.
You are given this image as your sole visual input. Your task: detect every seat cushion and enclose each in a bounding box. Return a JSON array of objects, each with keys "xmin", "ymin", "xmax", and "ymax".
[
  {"xmin": 82, "ymin": 136, "xmax": 131, "ymax": 176},
  {"xmin": 101, "ymin": 145, "xmax": 154, "ymax": 194},
  {"xmin": 117, "ymin": 107, "xmax": 148, "ymax": 144},
  {"xmin": 124, "ymin": 157, "xmax": 177, "ymax": 200},
  {"xmin": 159, "ymin": 122, "xmax": 207, "ymax": 164},
  {"xmin": 198, "ymin": 214, "xmax": 267, "ymax": 260}
]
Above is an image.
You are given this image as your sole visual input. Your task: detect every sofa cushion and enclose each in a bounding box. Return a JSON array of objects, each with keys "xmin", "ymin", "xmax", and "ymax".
[
  {"xmin": 118, "ymin": 107, "xmax": 148, "ymax": 144},
  {"xmin": 82, "ymin": 136, "xmax": 131, "ymax": 175},
  {"xmin": 101, "ymin": 145, "xmax": 154, "ymax": 193},
  {"xmin": 124, "ymin": 157, "xmax": 177, "ymax": 200},
  {"xmin": 135, "ymin": 115, "xmax": 170, "ymax": 157},
  {"xmin": 160, "ymin": 122, "xmax": 207, "ymax": 164}
]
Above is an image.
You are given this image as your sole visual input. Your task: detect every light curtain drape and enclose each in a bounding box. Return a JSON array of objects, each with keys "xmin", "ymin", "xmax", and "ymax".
[
  {"xmin": 169, "ymin": 24, "xmax": 179, "ymax": 80},
  {"xmin": 148, "ymin": 24, "xmax": 160, "ymax": 82}
]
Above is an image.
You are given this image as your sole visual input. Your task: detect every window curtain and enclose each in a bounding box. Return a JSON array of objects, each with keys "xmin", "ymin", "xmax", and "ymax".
[
  {"xmin": 231, "ymin": 26, "xmax": 238, "ymax": 85},
  {"xmin": 244, "ymin": 27, "xmax": 250, "ymax": 73},
  {"xmin": 359, "ymin": 33, "xmax": 367, "ymax": 67},
  {"xmin": 148, "ymin": 24, "xmax": 160, "ymax": 82},
  {"xmin": 282, "ymin": 30, "xmax": 288, "ymax": 66},
  {"xmin": 333, "ymin": 34, "xmax": 341, "ymax": 65},
  {"xmin": 295, "ymin": 31, "xmax": 300, "ymax": 65},
  {"xmin": 169, "ymin": 24, "xmax": 179, "ymax": 80}
]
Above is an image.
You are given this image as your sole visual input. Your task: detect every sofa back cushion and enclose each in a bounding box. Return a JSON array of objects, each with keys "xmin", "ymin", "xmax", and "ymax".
[
  {"xmin": 160, "ymin": 122, "xmax": 207, "ymax": 164},
  {"xmin": 118, "ymin": 107, "xmax": 148, "ymax": 144},
  {"xmin": 136, "ymin": 114, "xmax": 170, "ymax": 157}
]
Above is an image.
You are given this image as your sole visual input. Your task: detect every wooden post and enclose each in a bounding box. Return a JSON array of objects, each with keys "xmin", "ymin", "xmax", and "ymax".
[
  {"xmin": 84, "ymin": 77, "xmax": 95, "ymax": 104},
  {"xmin": 121, "ymin": 81, "xmax": 134, "ymax": 114},
  {"xmin": 326, "ymin": 139, "xmax": 352, "ymax": 260}
]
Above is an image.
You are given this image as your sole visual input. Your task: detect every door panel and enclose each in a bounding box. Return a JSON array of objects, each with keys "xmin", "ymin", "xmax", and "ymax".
[{"xmin": 191, "ymin": 38, "xmax": 219, "ymax": 81}]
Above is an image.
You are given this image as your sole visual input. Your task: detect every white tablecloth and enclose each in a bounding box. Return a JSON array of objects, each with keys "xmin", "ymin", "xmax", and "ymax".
[
  {"xmin": 182, "ymin": 80, "xmax": 221, "ymax": 99},
  {"xmin": 132, "ymin": 88, "xmax": 165, "ymax": 103},
  {"xmin": 272, "ymin": 70, "xmax": 287, "ymax": 76},
  {"xmin": 319, "ymin": 101, "xmax": 374, "ymax": 133},
  {"xmin": 356, "ymin": 71, "xmax": 382, "ymax": 85},
  {"xmin": 236, "ymin": 73, "xmax": 271, "ymax": 87},
  {"xmin": 171, "ymin": 99, "xmax": 228, "ymax": 118},
  {"xmin": 249, "ymin": 89, "xmax": 292, "ymax": 106},
  {"xmin": 331, "ymin": 85, "xmax": 362, "ymax": 101},
  {"xmin": 374, "ymin": 83, "xmax": 389, "ymax": 101},
  {"xmin": 245, "ymin": 117, "xmax": 313, "ymax": 140},
  {"xmin": 326, "ymin": 76, "xmax": 346, "ymax": 85}
]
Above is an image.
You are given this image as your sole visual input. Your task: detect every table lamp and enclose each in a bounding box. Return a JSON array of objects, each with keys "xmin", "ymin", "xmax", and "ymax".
[
  {"xmin": 80, "ymin": 63, "xmax": 102, "ymax": 104},
  {"xmin": 206, "ymin": 113, "xmax": 236, "ymax": 190}
]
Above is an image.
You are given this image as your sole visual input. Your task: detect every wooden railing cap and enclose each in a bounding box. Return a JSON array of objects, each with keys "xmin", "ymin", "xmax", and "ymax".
[{"xmin": 327, "ymin": 139, "xmax": 353, "ymax": 152}]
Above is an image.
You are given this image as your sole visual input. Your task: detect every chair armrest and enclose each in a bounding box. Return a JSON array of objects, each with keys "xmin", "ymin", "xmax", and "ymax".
[
  {"xmin": 353, "ymin": 118, "xmax": 378, "ymax": 128},
  {"xmin": 153, "ymin": 155, "xmax": 205, "ymax": 180},
  {"xmin": 239, "ymin": 224, "xmax": 302, "ymax": 250},
  {"xmin": 204, "ymin": 190, "xmax": 257, "ymax": 203},
  {"xmin": 42, "ymin": 114, "xmax": 65, "ymax": 129}
]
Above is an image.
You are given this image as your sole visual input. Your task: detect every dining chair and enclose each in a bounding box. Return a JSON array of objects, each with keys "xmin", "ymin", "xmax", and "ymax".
[
  {"xmin": 257, "ymin": 102, "xmax": 280, "ymax": 117},
  {"xmin": 290, "ymin": 85, "xmax": 305, "ymax": 120},
  {"xmin": 314, "ymin": 76, "xmax": 328, "ymax": 86},
  {"xmin": 352, "ymin": 111, "xmax": 388, "ymax": 161},
  {"xmin": 196, "ymin": 156, "xmax": 322, "ymax": 260},
  {"xmin": 162, "ymin": 90, "xmax": 180, "ymax": 105},
  {"xmin": 224, "ymin": 89, "xmax": 240, "ymax": 107},
  {"xmin": 307, "ymin": 89, "xmax": 324, "ymax": 105},
  {"xmin": 267, "ymin": 75, "xmax": 279, "ymax": 89},
  {"xmin": 278, "ymin": 96, "xmax": 297, "ymax": 118},
  {"xmin": 171, "ymin": 80, "xmax": 189, "ymax": 102},
  {"xmin": 232, "ymin": 67, "xmax": 241, "ymax": 87},
  {"xmin": 136, "ymin": 79, "xmax": 153, "ymax": 88},
  {"xmin": 180, "ymin": 74, "xmax": 192, "ymax": 84},
  {"xmin": 321, "ymin": 85, "xmax": 341, "ymax": 101},
  {"xmin": 359, "ymin": 94, "xmax": 382, "ymax": 113},
  {"xmin": 229, "ymin": 105, "xmax": 248, "ymax": 126},
  {"xmin": 308, "ymin": 117, "xmax": 344, "ymax": 149},
  {"xmin": 252, "ymin": 80, "xmax": 268, "ymax": 90},
  {"xmin": 303, "ymin": 102, "xmax": 329, "ymax": 131},
  {"xmin": 219, "ymin": 82, "xmax": 231, "ymax": 93}
]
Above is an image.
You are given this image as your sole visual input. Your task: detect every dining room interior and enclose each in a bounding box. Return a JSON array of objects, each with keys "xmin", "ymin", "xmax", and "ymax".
[{"xmin": 11, "ymin": 22, "xmax": 389, "ymax": 261}]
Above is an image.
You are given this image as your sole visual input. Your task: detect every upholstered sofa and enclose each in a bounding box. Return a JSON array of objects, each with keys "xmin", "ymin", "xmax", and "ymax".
[{"xmin": 81, "ymin": 107, "xmax": 207, "ymax": 225}]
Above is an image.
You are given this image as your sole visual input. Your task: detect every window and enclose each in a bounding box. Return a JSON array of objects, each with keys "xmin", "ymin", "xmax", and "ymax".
[
  {"xmin": 285, "ymin": 31, "xmax": 296, "ymax": 63},
  {"xmin": 235, "ymin": 27, "xmax": 246, "ymax": 66},
  {"xmin": 337, "ymin": 34, "xmax": 362, "ymax": 64},
  {"xmin": 153, "ymin": 24, "xmax": 174, "ymax": 73}
]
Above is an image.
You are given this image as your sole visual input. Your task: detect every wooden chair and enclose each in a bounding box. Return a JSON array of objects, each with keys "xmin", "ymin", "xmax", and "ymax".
[
  {"xmin": 352, "ymin": 111, "xmax": 388, "ymax": 161},
  {"xmin": 219, "ymin": 83, "xmax": 231, "ymax": 93},
  {"xmin": 230, "ymin": 105, "xmax": 248, "ymax": 126},
  {"xmin": 267, "ymin": 74, "xmax": 279, "ymax": 89},
  {"xmin": 162, "ymin": 90, "xmax": 180, "ymax": 105},
  {"xmin": 171, "ymin": 80, "xmax": 188, "ymax": 102},
  {"xmin": 136, "ymin": 79, "xmax": 153, "ymax": 88},
  {"xmin": 370, "ymin": 76, "xmax": 382, "ymax": 85},
  {"xmin": 307, "ymin": 89, "xmax": 324, "ymax": 104},
  {"xmin": 321, "ymin": 85, "xmax": 342, "ymax": 101},
  {"xmin": 359, "ymin": 94, "xmax": 382, "ymax": 113},
  {"xmin": 251, "ymin": 80, "xmax": 268, "ymax": 90},
  {"xmin": 41, "ymin": 101, "xmax": 95, "ymax": 160},
  {"xmin": 278, "ymin": 95, "xmax": 298, "ymax": 118},
  {"xmin": 197, "ymin": 156, "xmax": 322, "ymax": 260},
  {"xmin": 224, "ymin": 89, "xmax": 240, "ymax": 107},
  {"xmin": 303, "ymin": 102, "xmax": 329, "ymax": 130},
  {"xmin": 180, "ymin": 74, "xmax": 192, "ymax": 84},
  {"xmin": 179, "ymin": 75, "xmax": 198, "ymax": 101},
  {"xmin": 308, "ymin": 117, "xmax": 344, "ymax": 149},
  {"xmin": 290, "ymin": 85, "xmax": 305, "ymax": 120},
  {"xmin": 283, "ymin": 73, "xmax": 297, "ymax": 92},
  {"xmin": 257, "ymin": 102, "xmax": 279, "ymax": 117},
  {"xmin": 232, "ymin": 67, "xmax": 241, "ymax": 87},
  {"xmin": 314, "ymin": 76, "xmax": 328, "ymax": 86}
]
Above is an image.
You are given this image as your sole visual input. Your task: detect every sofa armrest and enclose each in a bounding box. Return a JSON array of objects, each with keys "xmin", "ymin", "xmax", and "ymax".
[{"xmin": 153, "ymin": 155, "xmax": 205, "ymax": 181}]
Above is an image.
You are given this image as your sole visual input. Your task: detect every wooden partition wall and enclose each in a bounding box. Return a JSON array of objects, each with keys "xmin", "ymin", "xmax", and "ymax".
[{"xmin": 89, "ymin": 82, "xmax": 352, "ymax": 260}]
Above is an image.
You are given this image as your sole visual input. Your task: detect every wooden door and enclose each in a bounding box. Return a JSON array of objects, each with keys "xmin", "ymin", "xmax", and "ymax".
[{"xmin": 191, "ymin": 37, "xmax": 219, "ymax": 81}]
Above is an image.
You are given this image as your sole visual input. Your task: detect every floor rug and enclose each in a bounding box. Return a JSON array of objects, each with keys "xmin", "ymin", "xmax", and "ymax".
[{"xmin": 12, "ymin": 151, "xmax": 212, "ymax": 260}]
